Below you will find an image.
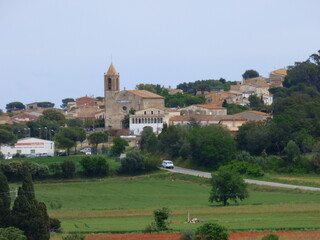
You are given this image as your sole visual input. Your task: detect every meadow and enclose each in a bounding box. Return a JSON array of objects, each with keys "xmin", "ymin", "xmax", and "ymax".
[{"xmin": 9, "ymin": 173, "xmax": 320, "ymax": 234}]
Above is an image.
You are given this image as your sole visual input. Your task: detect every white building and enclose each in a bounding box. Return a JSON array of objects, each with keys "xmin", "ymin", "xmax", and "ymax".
[
  {"xmin": 129, "ymin": 107, "xmax": 180, "ymax": 135},
  {"xmin": 1, "ymin": 137, "xmax": 55, "ymax": 157}
]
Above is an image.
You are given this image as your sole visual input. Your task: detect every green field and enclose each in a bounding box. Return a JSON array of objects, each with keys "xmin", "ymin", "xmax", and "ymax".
[
  {"xmin": 1, "ymin": 155, "xmax": 120, "ymax": 172},
  {"xmin": 9, "ymin": 174, "xmax": 320, "ymax": 233}
]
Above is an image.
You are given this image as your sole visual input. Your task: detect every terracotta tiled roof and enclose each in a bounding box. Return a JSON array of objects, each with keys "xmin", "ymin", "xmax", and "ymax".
[
  {"xmin": 106, "ymin": 63, "xmax": 118, "ymax": 75},
  {"xmin": 169, "ymin": 114, "xmax": 245, "ymax": 122},
  {"xmin": 245, "ymin": 111, "xmax": 270, "ymax": 116},
  {"xmin": 271, "ymin": 68, "xmax": 287, "ymax": 76},
  {"xmin": 194, "ymin": 104, "xmax": 226, "ymax": 110},
  {"xmin": 128, "ymin": 90, "xmax": 164, "ymax": 99}
]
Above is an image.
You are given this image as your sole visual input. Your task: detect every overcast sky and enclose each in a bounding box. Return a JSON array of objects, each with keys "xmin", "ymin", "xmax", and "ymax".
[{"xmin": 1, "ymin": 0, "xmax": 320, "ymax": 111}]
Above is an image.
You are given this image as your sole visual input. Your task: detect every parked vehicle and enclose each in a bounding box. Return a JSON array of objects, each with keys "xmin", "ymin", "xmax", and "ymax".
[{"xmin": 161, "ymin": 160, "xmax": 174, "ymax": 169}]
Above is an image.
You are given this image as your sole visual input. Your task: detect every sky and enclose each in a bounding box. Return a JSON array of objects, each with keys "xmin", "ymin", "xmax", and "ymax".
[{"xmin": 1, "ymin": 0, "xmax": 320, "ymax": 111}]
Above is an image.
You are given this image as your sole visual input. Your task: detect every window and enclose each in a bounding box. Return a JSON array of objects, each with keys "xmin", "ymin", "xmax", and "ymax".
[
  {"xmin": 151, "ymin": 111, "xmax": 154, "ymax": 115},
  {"xmin": 16, "ymin": 150, "xmax": 21, "ymax": 154},
  {"xmin": 144, "ymin": 111, "xmax": 146, "ymax": 115},
  {"xmin": 31, "ymin": 149, "xmax": 35, "ymax": 153},
  {"xmin": 123, "ymin": 106, "xmax": 127, "ymax": 111},
  {"xmin": 108, "ymin": 78, "xmax": 112, "ymax": 90}
]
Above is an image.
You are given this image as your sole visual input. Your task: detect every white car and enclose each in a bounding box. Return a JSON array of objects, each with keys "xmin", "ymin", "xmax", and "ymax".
[{"xmin": 162, "ymin": 160, "xmax": 174, "ymax": 169}]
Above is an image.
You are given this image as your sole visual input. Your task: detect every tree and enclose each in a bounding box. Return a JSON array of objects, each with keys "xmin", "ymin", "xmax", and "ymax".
[
  {"xmin": 5, "ymin": 102, "xmax": 25, "ymax": 113},
  {"xmin": 122, "ymin": 108, "xmax": 136, "ymax": 129},
  {"xmin": 140, "ymin": 127, "xmax": 158, "ymax": 153},
  {"xmin": 248, "ymin": 95, "xmax": 264, "ymax": 110},
  {"xmin": 87, "ymin": 132, "xmax": 108, "ymax": 152},
  {"xmin": 0, "ymin": 227, "xmax": 27, "ymax": 240},
  {"xmin": 60, "ymin": 160, "xmax": 76, "ymax": 178},
  {"xmin": 37, "ymin": 102, "xmax": 54, "ymax": 108},
  {"xmin": 67, "ymin": 119, "xmax": 84, "ymax": 128},
  {"xmin": 110, "ymin": 137, "xmax": 128, "ymax": 156},
  {"xmin": 11, "ymin": 168, "xmax": 50, "ymax": 240},
  {"xmin": 0, "ymin": 129, "xmax": 16, "ymax": 155},
  {"xmin": 60, "ymin": 98, "xmax": 75, "ymax": 109},
  {"xmin": 209, "ymin": 169, "xmax": 249, "ymax": 206},
  {"xmin": 194, "ymin": 223, "xmax": 229, "ymax": 240},
  {"xmin": 80, "ymin": 156, "xmax": 109, "ymax": 177},
  {"xmin": 121, "ymin": 151, "xmax": 146, "ymax": 173},
  {"xmin": 242, "ymin": 69, "xmax": 259, "ymax": 79},
  {"xmin": 153, "ymin": 207, "xmax": 170, "ymax": 231},
  {"xmin": 40, "ymin": 109, "xmax": 66, "ymax": 126},
  {"xmin": 73, "ymin": 127, "xmax": 86, "ymax": 151},
  {"xmin": 0, "ymin": 171, "xmax": 11, "ymax": 227},
  {"xmin": 284, "ymin": 140, "xmax": 300, "ymax": 163},
  {"xmin": 188, "ymin": 126, "xmax": 236, "ymax": 169},
  {"xmin": 54, "ymin": 127, "xmax": 78, "ymax": 155}
]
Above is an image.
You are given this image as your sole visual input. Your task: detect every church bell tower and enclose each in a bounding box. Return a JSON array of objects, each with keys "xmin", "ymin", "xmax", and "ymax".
[{"xmin": 104, "ymin": 63, "xmax": 120, "ymax": 129}]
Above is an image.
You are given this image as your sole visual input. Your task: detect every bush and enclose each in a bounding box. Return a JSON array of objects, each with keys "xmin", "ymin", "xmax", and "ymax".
[
  {"xmin": 121, "ymin": 151, "xmax": 146, "ymax": 173},
  {"xmin": 60, "ymin": 160, "xmax": 76, "ymax": 178},
  {"xmin": 62, "ymin": 234, "xmax": 85, "ymax": 240},
  {"xmin": 0, "ymin": 227, "xmax": 27, "ymax": 240},
  {"xmin": 194, "ymin": 223, "xmax": 229, "ymax": 240},
  {"xmin": 220, "ymin": 161, "xmax": 264, "ymax": 177},
  {"xmin": 179, "ymin": 230, "xmax": 194, "ymax": 240},
  {"xmin": 145, "ymin": 207, "xmax": 171, "ymax": 232},
  {"xmin": 145, "ymin": 155, "xmax": 161, "ymax": 171},
  {"xmin": 262, "ymin": 233, "xmax": 279, "ymax": 240},
  {"xmin": 48, "ymin": 163, "xmax": 62, "ymax": 177},
  {"xmin": 80, "ymin": 156, "xmax": 109, "ymax": 177},
  {"xmin": 49, "ymin": 218, "xmax": 61, "ymax": 232}
]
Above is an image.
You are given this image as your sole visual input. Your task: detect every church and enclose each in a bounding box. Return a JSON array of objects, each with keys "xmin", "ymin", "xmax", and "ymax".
[{"xmin": 104, "ymin": 63, "xmax": 165, "ymax": 129}]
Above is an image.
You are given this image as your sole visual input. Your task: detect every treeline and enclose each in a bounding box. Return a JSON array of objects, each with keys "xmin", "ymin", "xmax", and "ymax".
[{"xmin": 177, "ymin": 78, "xmax": 237, "ymax": 94}]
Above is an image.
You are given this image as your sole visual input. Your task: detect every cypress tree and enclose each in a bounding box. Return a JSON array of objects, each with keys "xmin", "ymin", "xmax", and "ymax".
[
  {"xmin": 11, "ymin": 169, "xmax": 50, "ymax": 240},
  {"xmin": 21, "ymin": 166, "xmax": 35, "ymax": 202},
  {"xmin": 0, "ymin": 170, "xmax": 11, "ymax": 227}
]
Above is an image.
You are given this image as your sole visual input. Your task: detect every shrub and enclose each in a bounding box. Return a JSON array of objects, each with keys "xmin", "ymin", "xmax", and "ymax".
[
  {"xmin": 220, "ymin": 161, "xmax": 264, "ymax": 177},
  {"xmin": 80, "ymin": 156, "xmax": 109, "ymax": 177},
  {"xmin": 62, "ymin": 234, "xmax": 85, "ymax": 240},
  {"xmin": 145, "ymin": 155, "xmax": 161, "ymax": 171},
  {"xmin": 262, "ymin": 233, "xmax": 279, "ymax": 240},
  {"xmin": 179, "ymin": 230, "xmax": 194, "ymax": 240},
  {"xmin": 153, "ymin": 207, "xmax": 171, "ymax": 231},
  {"xmin": 121, "ymin": 151, "xmax": 146, "ymax": 173},
  {"xmin": 60, "ymin": 160, "xmax": 76, "ymax": 178},
  {"xmin": 49, "ymin": 218, "xmax": 61, "ymax": 232},
  {"xmin": 194, "ymin": 223, "xmax": 229, "ymax": 240},
  {"xmin": 0, "ymin": 227, "xmax": 27, "ymax": 240},
  {"xmin": 48, "ymin": 163, "xmax": 62, "ymax": 177}
]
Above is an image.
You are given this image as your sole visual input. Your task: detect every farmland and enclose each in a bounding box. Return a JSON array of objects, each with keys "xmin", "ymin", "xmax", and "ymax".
[{"xmin": 9, "ymin": 173, "xmax": 320, "ymax": 234}]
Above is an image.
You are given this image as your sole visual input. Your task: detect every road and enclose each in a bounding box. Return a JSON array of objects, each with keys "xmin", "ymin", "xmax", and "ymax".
[{"xmin": 168, "ymin": 166, "xmax": 320, "ymax": 191}]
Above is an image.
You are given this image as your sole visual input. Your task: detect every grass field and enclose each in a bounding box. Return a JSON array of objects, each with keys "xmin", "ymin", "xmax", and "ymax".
[
  {"xmin": 1, "ymin": 155, "xmax": 120, "ymax": 172},
  {"xmin": 9, "ymin": 173, "xmax": 320, "ymax": 234}
]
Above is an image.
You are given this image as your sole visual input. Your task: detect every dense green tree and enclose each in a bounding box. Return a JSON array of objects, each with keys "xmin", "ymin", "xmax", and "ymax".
[
  {"xmin": 209, "ymin": 169, "xmax": 249, "ymax": 206},
  {"xmin": 153, "ymin": 207, "xmax": 171, "ymax": 231},
  {"xmin": 60, "ymin": 98, "xmax": 75, "ymax": 109},
  {"xmin": 165, "ymin": 93, "xmax": 205, "ymax": 108},
  {"xmin": 11, "ymin": 168, "xmax": 50, "ymax": 240},
  {"xmin": 284, "ymin": 140, "xmax": 300, "ymax": 163},
  {"xmin": 177, "ymin": 79, "xmax": 234, "ymax": 93},
  {"xmin": 158, "ymin": 125, "xmax": 189, "ymax": 158},
  {"xmin": 189, "ymin": 126, "xmax": 236, "ymax": 169},
  {"xmin": 225, "ymin": 103, "xmax": 249, "ymax": 115},
  {"xmin": 248, "ymin": 95, "xmax": 264, "ymax": 110},
  {"xmin": 0, "ymin": 227, "xmax": 27, "ymax": 240},
  {"xmin": 0, "ymin": 129, "xmax": 16, "ymax": 154},
  {"xmin": 0, "ymin": 171, "xmax": 11, "ymax": 227},
  {"xmin": 80, "ymin": 156, "xmax": 109, "ymax": 177},
  {"xmin": 54, "ymin": 127, "xmax": 79, "ymax": 155},
  {"xmin": 40, "ymin": 109, "xmax": 66, "ymax": 126},
  {"xmin": 37, "ymin": 102, "xmax": 55, "ymax": 108},
  {"xmin": 67, "ymin": 119, "xmax": 84, "ymax": 128},
  {"xmin": 73, "ymin": 127, "xmax": 86, "ymax": 150},
  {"xmin": 194, "ymin": 223, "xmax": 229, "ymax": 240},
  {"xmin": 242, "ymin": 69, "xmax": 259, "ymax": 79},
  {"xmin": 60, "ymin": 160, "xmax": 76, "ymax": 178},
  {"xmin": 121, "ymin": 150, "xmax": 146, "ymax": 173},
  {"xmin": 122, "ymin": 108, "xmax": 136, "ymax": 129},
  {"xmin": 236, "ymin": 121, "xmax": 271, "ymax": 155},
  {"xmin": 87, "ymin": 132, "xmax": 108, "ymax": 152},
  {"xmin": 5, "ymin": 102, "xmax": 25, "ymax": 113},
  {"xmin": 140, "ymin": 127, "xmax": 154, "ymax": 151},
  {"xmin": 110, "ymin": 137, "xmax": 128, "ymax": 156}
]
